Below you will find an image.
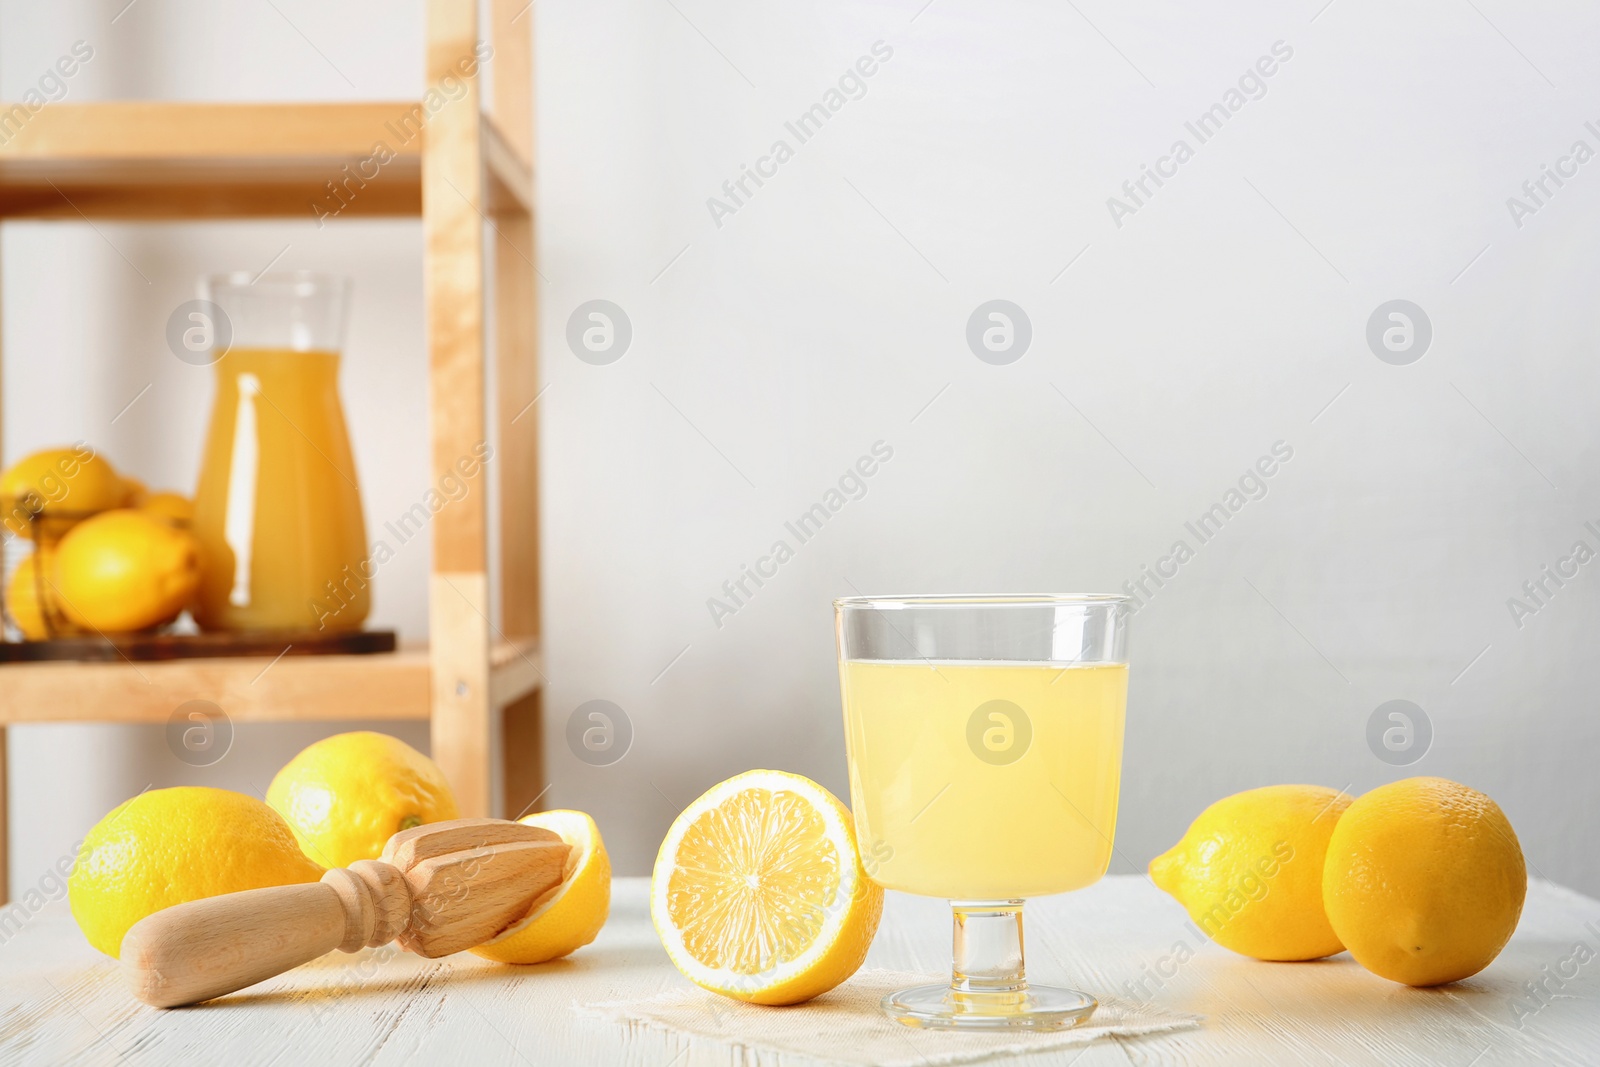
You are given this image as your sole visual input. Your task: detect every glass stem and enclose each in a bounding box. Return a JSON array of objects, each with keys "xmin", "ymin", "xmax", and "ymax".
[{"xmin": 950, "ymin": 900, "xmax": 1029, "ymax": 1001}]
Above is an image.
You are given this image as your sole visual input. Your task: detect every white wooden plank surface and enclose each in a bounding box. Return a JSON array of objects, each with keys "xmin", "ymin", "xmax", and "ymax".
[{"xmin": 1, "ymin": 876, "xmax": 1596, "ymax": 1066}]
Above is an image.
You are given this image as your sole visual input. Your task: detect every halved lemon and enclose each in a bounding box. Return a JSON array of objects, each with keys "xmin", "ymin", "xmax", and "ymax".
[
  {"xmin": 471, "ymin": 810, "xmax": 610, "ymax": 964},
  {"xmin": 650, "ymin": 769, "xmax": 884, "ymax": 1005}
]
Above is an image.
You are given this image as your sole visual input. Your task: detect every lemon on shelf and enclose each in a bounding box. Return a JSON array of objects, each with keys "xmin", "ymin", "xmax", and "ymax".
[
  {"xmin": 0, "ymin": 446, "xmax": 125, "ymax": 540},
  {"xmin": 1323, "ymin": 776, "xmax": 1526, "ymax": 987},
  {"xmin": 1150, "ymin": 784, "xmax": 1353, "ymax": 961},
  {"xmin": 52, "ymin": 508, "xmax": 200, "ymax": 633},
  {"xmin": 5, "ymin": 548, "xmax": 80, "ymax": 640},
  {"xmin": 473, "ymin": 810, "xmax": 610, "ymax": 965},
  {"xmin": 266, "ymin": 731, "xmax": 460, "ymax": 870},
  {"xmin": 138, "ymin": 490, "xmax": 195, "ymax": 526},
  {"xmin": 120, "ymin": 475, "xmax": 149, "ymax": 506},
  {"xmin": 69, "ymin": 786, "xmax": 324, "ymax": 959},
  {"xmin": 651, "ymin": 769, "xmax": 883, "ymax": 1005}
]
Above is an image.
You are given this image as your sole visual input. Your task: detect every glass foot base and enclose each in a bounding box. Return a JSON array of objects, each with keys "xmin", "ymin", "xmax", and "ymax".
[{"xmin": 883, "ymin": 983, "xmax": 1097, "ymax": 1031}]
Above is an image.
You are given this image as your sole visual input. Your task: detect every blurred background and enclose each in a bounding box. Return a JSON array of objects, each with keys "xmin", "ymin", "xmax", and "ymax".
[{"xmin": 4, "ymin": 0, "xmax": 1598, "ymax": 898}]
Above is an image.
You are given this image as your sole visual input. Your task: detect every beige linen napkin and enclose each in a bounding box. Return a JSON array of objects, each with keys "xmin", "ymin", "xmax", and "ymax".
[{"xmin": 580, "ymin": 969, "xmax": 1199, "ymax": 1067}]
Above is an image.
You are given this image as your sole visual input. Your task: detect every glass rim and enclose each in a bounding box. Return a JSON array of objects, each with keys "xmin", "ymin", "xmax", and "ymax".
[
  {"xmin": 202, "ymin": 270, "xmax": 351, "ymax": 294},
  {"xmin": 833, "ymin": 593, "xmax": 1130, "ymax": 609}
]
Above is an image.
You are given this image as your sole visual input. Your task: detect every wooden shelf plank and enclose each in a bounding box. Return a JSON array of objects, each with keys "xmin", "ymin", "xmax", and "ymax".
[
  {"xmin": 0, "ymin": 102, "xmax": 421, "ymax": 161},
  {"xmin": 0, "ymin": 102, "xmax": 422, "ymax": 220},
  {"xmin": 0, "ymin": 101, "xmax": 532, "ymax": 220},
  {"xmin": 488, "ymin": 636, "xmax": 543, "ymax": 708},
  {"xmin": 0, "ymin": 103, "xmax": 419, "ymax": 220},
  {"xmin": 0, "ymin": 640, "xmax": 540, "ymax": 724},
  {"xmin": 0, "ymin": 648, "xmax": 431, "ymax": 724}
]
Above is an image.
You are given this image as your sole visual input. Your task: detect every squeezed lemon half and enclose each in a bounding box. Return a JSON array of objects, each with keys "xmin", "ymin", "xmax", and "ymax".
[
  {"xmin": 473, "ymin": 809, "xmax": 610, "ymax": 964},
  {"xmin": 650, "ymin": 769, "xmax": 883, "ymax": 1005}
]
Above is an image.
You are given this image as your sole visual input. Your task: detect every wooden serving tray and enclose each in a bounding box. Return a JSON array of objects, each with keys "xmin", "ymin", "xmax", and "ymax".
[{"xmin": 0, "ymin": 628, "xmax": 396, "ymax": 663}]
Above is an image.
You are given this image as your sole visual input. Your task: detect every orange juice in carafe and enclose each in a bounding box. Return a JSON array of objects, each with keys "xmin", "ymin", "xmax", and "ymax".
[{"xmin": 191, "ymin": 274, "xmax": 369, "ymax": 632}]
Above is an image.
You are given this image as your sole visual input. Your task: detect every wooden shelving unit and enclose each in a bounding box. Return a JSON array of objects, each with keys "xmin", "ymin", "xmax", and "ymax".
[{"xmin": 0, "ymin": 0, "xmax": 544, "ymax": 901}]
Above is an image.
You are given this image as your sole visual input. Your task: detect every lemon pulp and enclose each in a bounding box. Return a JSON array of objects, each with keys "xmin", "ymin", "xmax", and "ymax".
[{"xmin": 667, "ymin": 786, "xmax": 841, "ymax": 974}]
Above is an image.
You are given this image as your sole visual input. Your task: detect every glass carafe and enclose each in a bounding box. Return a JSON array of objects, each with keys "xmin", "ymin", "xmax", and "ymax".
[{"xmin": 192, "ymin": 272, "xmax": 370, "ymax": 632}]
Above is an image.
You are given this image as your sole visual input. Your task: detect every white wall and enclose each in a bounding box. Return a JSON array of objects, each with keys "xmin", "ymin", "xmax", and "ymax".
[{"xmin": 5, "ymin": 1, "xmax": 1599, "ymax": 901}]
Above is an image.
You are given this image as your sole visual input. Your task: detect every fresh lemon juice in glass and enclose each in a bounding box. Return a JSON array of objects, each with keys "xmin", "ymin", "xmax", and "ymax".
[
  {"xmin": 835, "ymin": 595, "xmax": 1129, "ymax": 1031},
  {"xmin": 841, "ymin": 660, "xmax": 1126, "ymax": 901}
]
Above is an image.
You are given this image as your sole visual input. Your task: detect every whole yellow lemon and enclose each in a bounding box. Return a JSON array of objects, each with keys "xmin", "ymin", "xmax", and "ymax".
[
  {"xmin": 53, "ymin": 509, "xmax": 200, "ymax": 632},
  {"xmin": 267, "ymin": 731, "xmax": 460, "ymax": 869},
  {"xmin": 120, "ymin": 476, "xmax": 149, "ymax": 506},
  {"xmin": 1150, "ymin": 784, "xmax": 1352, "ymax": 961},
  {"xmin": 138, "ymin": 491, "xmax": 195, "ymax": 526},
  {"xmin": 473, "ymin": 810, "xmax": 611, "ymax": 964},
  {"xmin": 1323, "ymin": 777, "xmax": 1525, "ymax": 986},
  {"xmin": 5, "ymin": 548, "xmax": 80, "ymax": 640},
  {"xmin": 0, "ymin": 446, "xmax": 124, "ymax": 540},
  {"xmin": 69, "ymin": 786, "xmax": 324, "ymax": 958}
]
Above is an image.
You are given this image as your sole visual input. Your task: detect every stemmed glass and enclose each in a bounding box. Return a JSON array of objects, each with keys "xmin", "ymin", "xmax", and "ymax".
[{"xmin": 835, "ymin": 595, "xmax": 1129, "ymax": 1030}]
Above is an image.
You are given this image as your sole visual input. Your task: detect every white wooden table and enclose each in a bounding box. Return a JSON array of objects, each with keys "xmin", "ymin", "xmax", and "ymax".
[{"xmin": 3, "ymin": 876, "xmax": 1597, "ymax": 1065}]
